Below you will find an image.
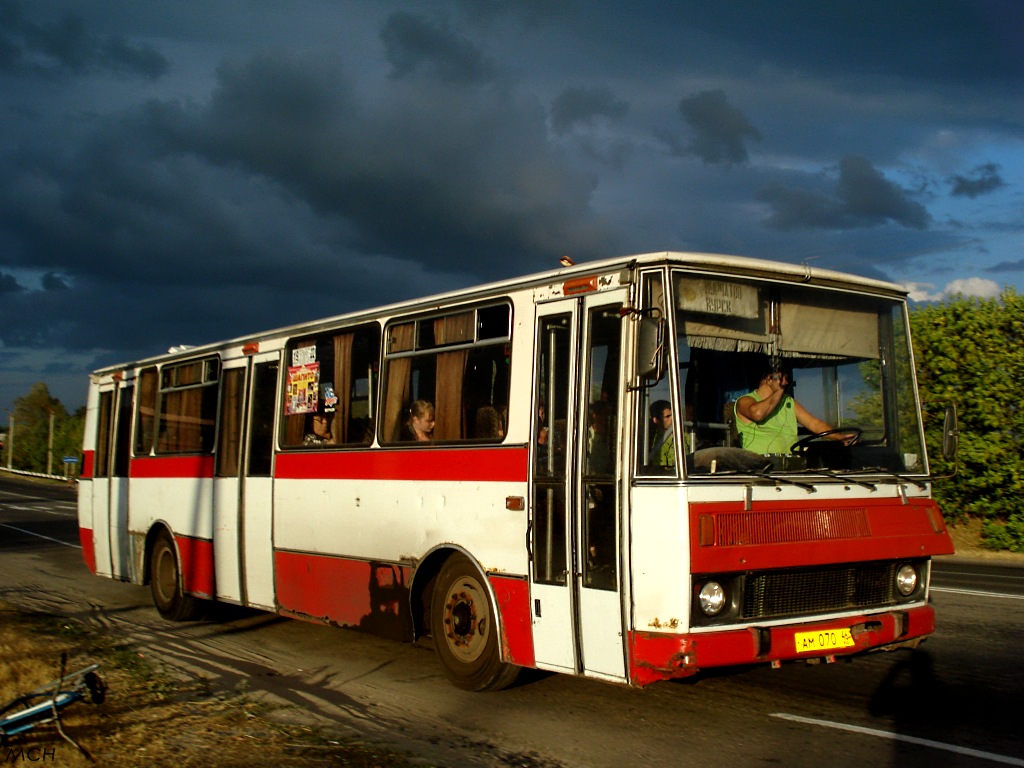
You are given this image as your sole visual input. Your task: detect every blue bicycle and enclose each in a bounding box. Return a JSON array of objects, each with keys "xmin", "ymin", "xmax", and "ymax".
[{"xmin": 0, "ymin": 660, "xmax": 105, "ymax": 746}]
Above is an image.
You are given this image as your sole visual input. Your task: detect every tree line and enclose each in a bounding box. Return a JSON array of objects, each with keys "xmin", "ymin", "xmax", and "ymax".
[
  {"xmin": 3, "ymin": 382, "xmax": 85, "ymax": 478},
  {"xmin": 4, "ymin": 288, "xmax": 1021, "ymax": 550},
  {"xmin": 912, "ymin": 287, "xmax": 1023, "ymax": 552}
]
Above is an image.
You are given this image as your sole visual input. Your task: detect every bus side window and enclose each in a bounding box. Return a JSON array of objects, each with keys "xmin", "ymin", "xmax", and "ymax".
[
  {"xmin": 381, "ymin": 304, "xmax": 511, "ymax": 445},
  {"xmin": 281, "ymin": 325, "xmax": 380, "ymax": 448},
  {"xmin": 155, "ymin": 358, "xmax": 219, "ymax": 454},
  {"xmin": 134, "ymin": 367, "xmax": 158, "ymax": 456}
]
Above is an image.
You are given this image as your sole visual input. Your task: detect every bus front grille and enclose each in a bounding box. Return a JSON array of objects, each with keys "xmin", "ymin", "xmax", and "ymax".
[{"xmin": 742, "ymin": 562, "xmax": 896, "ymax": 620}]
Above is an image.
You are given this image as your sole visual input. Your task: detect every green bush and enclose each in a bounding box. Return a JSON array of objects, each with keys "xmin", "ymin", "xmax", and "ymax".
[{"xmin": 911, "ymin": 288, "xmax": 1024, "ymax": 550}]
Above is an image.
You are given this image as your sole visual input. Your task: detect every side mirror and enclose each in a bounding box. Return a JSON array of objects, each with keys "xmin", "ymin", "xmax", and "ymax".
[
  {"xmin": 637, "ymin": 314, "xmax": 665, "ymax": 382},
  {"xmin": 942, "ymin": 404, "xmax": 959, "ymax": 463}
]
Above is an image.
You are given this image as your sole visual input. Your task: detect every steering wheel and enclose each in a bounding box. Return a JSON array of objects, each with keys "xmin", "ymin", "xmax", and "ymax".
[{"xmin": 790, "ymin": 427, "xmax": 862, "ymax": 454}]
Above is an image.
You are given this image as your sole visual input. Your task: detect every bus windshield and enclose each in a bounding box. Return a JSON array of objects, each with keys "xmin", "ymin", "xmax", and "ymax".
[{"xmin": 662, "ymin": 271, "xmax": 924, "ymax": 477}]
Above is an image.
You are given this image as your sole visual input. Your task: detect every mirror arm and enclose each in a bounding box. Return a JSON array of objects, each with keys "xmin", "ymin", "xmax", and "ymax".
[{"xmin": 931, "ymin": 403, "xmax": 960, "ymax": 480}]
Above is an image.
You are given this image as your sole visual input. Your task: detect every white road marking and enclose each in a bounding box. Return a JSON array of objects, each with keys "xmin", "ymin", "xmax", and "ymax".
[
  {"xmin": 771, "ymin": 713, "xmax": 1024, "ymax": 766},
  {"xmin": 1, "ymin": 503, "xmax": 77, "ymax": 517},
  {"xmin": 0, "ymin": 522, "xmax": 81, "ymax": 549},
  {"xmin": 931, "ymin": 586, "xmax": 1024, "ymax": 601}
]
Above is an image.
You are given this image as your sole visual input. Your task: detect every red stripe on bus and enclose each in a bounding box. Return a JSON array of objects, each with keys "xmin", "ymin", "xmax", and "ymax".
[
  {"xmin": 274, "ymin": 446, "xmax": 530, "ymax": 483},
  {"xmin": 488, "ymin": 574, "xmax": 535, "ymax": 668},
  {"xmin": 274, "ymin": 550, "xmax": 535, "ymax": 661},
  {"xmin": 81, "ymin": 450, "xmax": 95, "ymax": 479},
  {"xmin": 175, "ymin": 534, "xmax": 215, "ymax": 599},
  {"xmin": 79, "ymin": 527, "xmax": 96, "ymax": 574},
  {"xmin": 275, "ymin": 550, "xmax": 413, "ymax": 639},
  {"xmin": 130, "ymin": 455, "xmax": 216, "ymax": 479},
  {"xmin": 689, "ymin": 497, "xmax": 954, "ymax": 573}
]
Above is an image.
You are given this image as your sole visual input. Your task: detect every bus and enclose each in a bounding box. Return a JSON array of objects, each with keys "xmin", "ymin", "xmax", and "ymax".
[{"xmin": 77, "ymin": 251, "xmax": 955, "ymax": 691}]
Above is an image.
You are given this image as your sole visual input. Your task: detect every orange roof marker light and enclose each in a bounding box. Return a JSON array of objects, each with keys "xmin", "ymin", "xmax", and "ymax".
[{"xmin": 562, "ymin": 275, "xmax": 598, "ymax": 295}]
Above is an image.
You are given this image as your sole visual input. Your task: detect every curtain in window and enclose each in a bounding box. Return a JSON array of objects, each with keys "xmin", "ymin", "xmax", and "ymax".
[
  {"xmin": 434, "ymin": 315, "xmax": 472, "ymax": 440},
  {"xmin": 134, "ymin": 369, "xmax": 158, "ymax": 455},
  {"xmin": 779, "ymin": 301, "xmax": 879, "ymax": 360},
  {"xmin": 435, "ymin": 350, "xmax": 467, "ymax": 440},
  {"xmin": 216, "ymin": 369, "xmax": 244, "ymax": 476},
  {"xmin": 333, "ymin": 333, "xmax": 354, "ymax": 443},
  {"xmin": 383, "ymin": 324, "xmax": 415, "ymax": 441}
]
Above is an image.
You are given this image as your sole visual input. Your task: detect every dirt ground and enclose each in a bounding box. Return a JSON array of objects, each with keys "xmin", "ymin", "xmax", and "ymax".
[
  {"xmin": 0, "ymin": 603, "xmax": 426, "ymax": 767},
  {"xmin": 944, "ymin": 516, "xmax": 1024, "ymax": 563}
]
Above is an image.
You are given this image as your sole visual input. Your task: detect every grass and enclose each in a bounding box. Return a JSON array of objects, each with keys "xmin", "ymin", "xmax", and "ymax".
[{"xmin": 0, "ymin": 602, "xmax": 426, "ymax": 766}]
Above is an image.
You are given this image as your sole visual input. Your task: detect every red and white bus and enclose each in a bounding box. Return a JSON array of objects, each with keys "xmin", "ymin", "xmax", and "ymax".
[{"xmin": 78, "ymin": 251, "xmax": 955, "ymax": 690}]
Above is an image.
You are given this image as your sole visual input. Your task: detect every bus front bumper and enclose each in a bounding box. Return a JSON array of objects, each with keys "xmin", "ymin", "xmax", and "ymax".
[{"xmin": 627, "ymin": 604, "xmax": 935, "ymax": 687}]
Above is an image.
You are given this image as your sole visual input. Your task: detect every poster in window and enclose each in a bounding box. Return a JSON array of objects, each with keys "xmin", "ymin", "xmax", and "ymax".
[
  {"xmin": 322, "ymin": 382, "xmax": 338, "ymax": 413},
  {"xmin": 286, "ymin": 362, "xmax": 320, "ymax": 415}
]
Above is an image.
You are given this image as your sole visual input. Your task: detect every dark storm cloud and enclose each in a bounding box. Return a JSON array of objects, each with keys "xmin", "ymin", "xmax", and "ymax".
[
  {"xmin": 381, "ymin": 10, "xmax": 496, "ymax": 84},
  {"xmin": 677, "ymin": 90, "xmax": 761, "ymax": 165},
  {"xmin": 0, "ymin": 272, "xmax": 23, "ymax": 294},
  {"xmin": 0, "ymin": 38, "xmax": 611, "ymax": 356},
  {"xmin": 40, "ymin": 272, "xmax": 69, "ymax": 291},
  {"xmin": 146, "ymin": 51, "xmax": 611, "ymax": 273},
  {"xmin": 949, "ymin": 163, "xmax": 1005, "ymax": 198},
  {"xmin": 0, "ymin": 0, "xmax": 1020, "ymax": 417},
  {"xmin": 0, "ymin": 0, "xmax": 167, "ymax": 77},
  {"xmin": 549, "ymin": 86, "xmax": 628, "ymax": 135},
  {"xmin": 759, "ymin": 155, "xmax": 929, "ymax": 231},
  {"xmin": 664, "ymin": 0, "xmax": 1024, "ymax": 86}
]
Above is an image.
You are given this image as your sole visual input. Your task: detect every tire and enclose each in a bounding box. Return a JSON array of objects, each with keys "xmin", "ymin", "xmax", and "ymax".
[
  {"xmin": 430, "ymin": 554, "xmax": 519, "ymax": 691},
  {"xmin": 149, "ymin": 529, "xmax": 204, "ymax": 621}
]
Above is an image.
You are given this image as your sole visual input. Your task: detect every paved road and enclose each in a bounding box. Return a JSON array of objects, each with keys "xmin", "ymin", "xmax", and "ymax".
[{"xmin": 2, "ymin": 473, "xmax": 1022, "ymax": 767}]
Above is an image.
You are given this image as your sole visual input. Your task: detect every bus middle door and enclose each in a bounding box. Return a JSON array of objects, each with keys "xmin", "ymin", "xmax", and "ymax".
[{"xmin": 212, "ymin": 352, "xmax": 279, "ymax": 610}]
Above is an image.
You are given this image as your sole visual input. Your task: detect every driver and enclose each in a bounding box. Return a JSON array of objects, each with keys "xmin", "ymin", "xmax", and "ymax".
[{"xmin": 734, "ymin": 369, "xmax": 850, "ymax": 455}]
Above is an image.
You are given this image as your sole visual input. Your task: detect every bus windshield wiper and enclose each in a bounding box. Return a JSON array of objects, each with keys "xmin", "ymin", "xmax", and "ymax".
[
  {"xmin": 802, "ymin": 468, "xmax": 877, "ymax": 491},
  {"xmin": 754, "ymin": 468, "xmax": 817, "ymax": 493},
  {"xmin": 851, "ymin": 466, "xmax": 928, "ymax": 491}
]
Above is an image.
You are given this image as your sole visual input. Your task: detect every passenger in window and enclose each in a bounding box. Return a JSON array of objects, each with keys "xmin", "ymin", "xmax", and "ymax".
[
  {"xmin": 399, "ymin": 400, "xmax": 435, "ymax": 442},
  {"xmin": 734, "ymin": 369, "xmax": 846, "ymax": 455},
  {"xmin": 535, "ymin": 402, "xmax": 550, "ymax": 466},
  {"xmin": 586, "ymin": 401, "xmax": 613, "ymax": 474},
  {"xmin": 474, "ymin": 406, "xmax": 504, "ymax": 439},
  {"xmin": 649, "ymin": 400, "xmax": 675, "ymax": 468},
  {"xmin": 304, "ymin": 405, "xmax": 334, "ymax": 446}
]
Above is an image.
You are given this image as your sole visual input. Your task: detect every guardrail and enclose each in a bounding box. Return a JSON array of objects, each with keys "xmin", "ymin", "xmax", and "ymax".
[{"xmin": 0, "ymin": 467, "xmax": 75, "ymax": 483}]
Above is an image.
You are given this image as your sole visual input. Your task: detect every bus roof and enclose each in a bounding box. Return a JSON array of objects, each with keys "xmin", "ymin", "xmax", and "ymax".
[{"xmin": 90, "ymin": 250, "xmax": 908, "ymax": 375}]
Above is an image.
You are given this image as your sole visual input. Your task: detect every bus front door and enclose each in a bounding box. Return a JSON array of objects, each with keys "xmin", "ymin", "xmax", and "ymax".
[{"xmin": 530, "ymin": 290, "xmax": 628, "ymax": 682}]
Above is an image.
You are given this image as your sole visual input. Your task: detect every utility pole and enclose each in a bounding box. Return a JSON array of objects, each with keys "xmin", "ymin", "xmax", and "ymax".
[
  {"xmin": 5, "ymin": 411, "xmax": 12, "ymax": 470},
  {"xmin": 46, "ymin": 408, "xmax": 55, "ymax": 476}
]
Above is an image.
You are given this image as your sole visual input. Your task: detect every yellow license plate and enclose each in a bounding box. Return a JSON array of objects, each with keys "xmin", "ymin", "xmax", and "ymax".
[{"xmin": 794, "ymin": 628, "xmax": 855, "ymax": 653}]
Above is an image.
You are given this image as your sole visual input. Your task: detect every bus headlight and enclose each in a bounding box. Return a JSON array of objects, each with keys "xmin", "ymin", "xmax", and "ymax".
[
  {"xmin": 698, "ymin": 581, "xmax": 727, "ymax": 616},
  {"xmin": 895, "ymin": 564, "xmax": 918, "ymax": 596}
]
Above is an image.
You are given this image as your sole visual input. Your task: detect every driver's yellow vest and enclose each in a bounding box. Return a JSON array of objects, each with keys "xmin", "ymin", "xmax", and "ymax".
[{"xmin": 735, "ymin": 391, "xmax": 798, "ymax": 455}]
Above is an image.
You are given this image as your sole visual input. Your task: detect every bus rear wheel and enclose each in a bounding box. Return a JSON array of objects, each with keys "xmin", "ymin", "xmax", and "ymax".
[
  {"xmin": 149, "ymin": 529, "xmax": 204, "ymax": 621},
  {"xmin": 430, "ymin": 554, "xmax": 519, "ymax": 692}
]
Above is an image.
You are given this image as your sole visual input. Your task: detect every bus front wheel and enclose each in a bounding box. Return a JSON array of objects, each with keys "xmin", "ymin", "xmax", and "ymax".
[
  {"xmin": 430, "ymin": 554, "xmax": 519, "ymax": 692},
  {"xmin": 149, "ymin": 529, "xmax": 204, "ymax": 621}
]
